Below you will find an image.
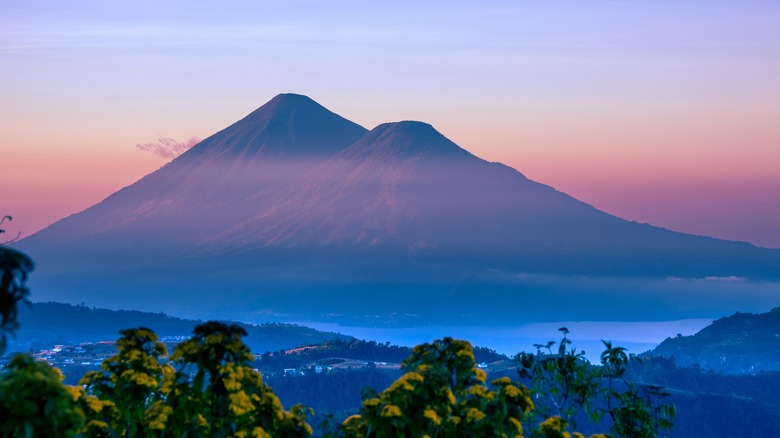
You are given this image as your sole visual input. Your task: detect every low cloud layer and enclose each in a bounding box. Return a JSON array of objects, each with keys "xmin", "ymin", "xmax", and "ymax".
[{"xmin": 136, "ymin": 135, "xmax": 200, "ymax": 159}]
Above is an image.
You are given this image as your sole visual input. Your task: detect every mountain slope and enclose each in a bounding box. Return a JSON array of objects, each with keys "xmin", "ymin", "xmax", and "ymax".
[
  {"xmin": 14, "ymin": 94, "xmax": 780, "ymax": 323},
  {"xmin": 651, "ymin": 308, "xmax": 780, "ymax": 374},
  {"xmin": 202, "ymin": 120, "xmax": 778, "ymax": 278},
  {"xmin": 19, "ymin": 94, "xmax": 367, "ymax": 269}
]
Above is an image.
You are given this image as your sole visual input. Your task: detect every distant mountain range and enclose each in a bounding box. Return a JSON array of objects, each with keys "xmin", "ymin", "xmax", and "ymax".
[
  {"xmin": 15, "ymin": 94, "xmax": 780, "ymax": 323},
  {"xmin": 8, "ymin": 302, "xmax": 346, "ymax": 355}
]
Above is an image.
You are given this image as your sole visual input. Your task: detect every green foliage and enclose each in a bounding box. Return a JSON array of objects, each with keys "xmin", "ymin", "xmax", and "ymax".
[
  {"xmin": 625, "ymin": 355, "xmax": 780, "ymax": 436},
  {"xmin": 517, "ymin": 330, "xmax": 675, "ymax": 438},
  {"xmin": 535, "ymin": 416, "xmax": 608, "ymax": 438},
  {"xmin": 2, "ymin": 325, "xmax": 674, "ymax": 438},
  {"xmin": 339, "ymin": 337, "xmax": 533, "ymax": 437},
  {"xmin": 266, "ymin": 366, "xmax": 402, "ymax": 430},
  {"xmin": 78, "ymin": 327, "xmax": 172, "ymax": 437},
  {"xmin": 517, "ymin": 328, "xmax": 600, "ymax": 429},
  {"xmin": 2, "ymin": 323, "xmax": 315, "ymax": 438},
  {"xmin": 0, "ymin": 215, "xmax": 34, "ymax": 354},
  {"xmin": 0, "ymin": 353, "xmax": 84, "ymax": 437},
  {"xmin": 161, "ymin": 321, "xmax": 312, "ymax": 437},
  {"xmin": 600, "ymin": 342, "xmax": 675, "ymax": 438}
]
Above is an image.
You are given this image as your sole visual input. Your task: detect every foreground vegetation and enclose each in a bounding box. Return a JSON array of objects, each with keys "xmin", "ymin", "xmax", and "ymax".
[{"xmin": 0, "ymin": 323, "xmax": 674, "ymax": 437}]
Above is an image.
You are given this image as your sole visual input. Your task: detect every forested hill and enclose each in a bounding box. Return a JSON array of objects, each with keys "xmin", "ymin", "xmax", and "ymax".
[
  {"xmin": 9, "ymin": 302, "xmax": 348, "ymax": 354},
  {"xmin": 651, "ymin": 307, "xmax": 780, "ymax": 374},
  {"xmin": 257, "ymin": 338, "xmax": 509, "ymax": 373}
]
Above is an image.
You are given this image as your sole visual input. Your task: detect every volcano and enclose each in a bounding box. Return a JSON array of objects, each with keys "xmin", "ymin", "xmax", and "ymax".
[
  {"xmin": 19, "ymin": 94, "xmax": 367, "ymax": 265},
  {"xmin": 16, "ymin": 94, "xmax": 780, "ymax": 323}
]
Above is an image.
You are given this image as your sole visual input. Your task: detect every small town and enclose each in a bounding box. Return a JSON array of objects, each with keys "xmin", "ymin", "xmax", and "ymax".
[{"xmin": 1, "ymin": 338, "xmax": 420, "ymax": 385}]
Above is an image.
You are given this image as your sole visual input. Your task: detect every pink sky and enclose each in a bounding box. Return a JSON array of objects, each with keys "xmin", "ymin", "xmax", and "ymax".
[
  {"xmin": 2, "ymin": 1, "xmax": 779, "ymax": 248},
  {"xmin": 4, "ymin": 97, "xmax": 779, "ymax": 249}
]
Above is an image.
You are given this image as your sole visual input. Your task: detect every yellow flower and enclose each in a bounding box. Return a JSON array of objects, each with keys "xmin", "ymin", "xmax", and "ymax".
[
  {"xmin": 509, "ymin": 417, "xmax": 523, "ymax": 434},
  {"xmin": 456, "ymin": 349, "xmax": 474, "ymax": 359},
  {"xmin": 230, "ymin": 391, "xmax": 255, "ymax": 416},
  {"xmin": 252, "ymin": 427, "xmax": 271, "ymax": 438},
  {"xmin": 492, "ymin": 377, "xmax": 512, "ymax": 386},
  {"xmin": 145, "ymin": 403, "xmax": 173, "ymax": 430},
  {"xmin": 85, "ymin": 420, "xmax": 109, "ymax": 431},
  {"xmin": 423, "ymin": 409, "xmax": 442, "ymax": 425},
  {"xmin": 64, "ymin": 385, "xmax": 84, "ymax": 402},
  {"xmin": 406, "ymin": 372, "xmax": 424, "ymax": 382},
  {"xmin": 147, "ymin": 419, "xmax": 166, "ymax": 430},
  {"xmin": 389, "ymin": 372, "xmax": 424, "ymax": 392},
  {"xmin": 381, "ymin": 405, "xmax": 402, "ymax": 418},
  {"xmin": 539, "ymin": 416, "xmax": 569, "ymax": 435},
  {"xmin": 467, "ymin": 385, "xmax": 488, "ymax": 397},
  {"xmin": 362, "ymin": 398, "xmax": 381, "ymax": 409},
  {"xmin": 503, "ymin": 385, "xmax": 522, "ymax": 398},
  {"xmin": 120, "ymin": 369, "xmax": 158, "ymax": 388},
  {"xmin": 224, "ymin": 378, "xmax": 242, "ymax": 392},
  {"xmin": 465, "ymin": 408, "xmax": 486, "ymax": 422},
  {"xmin": 446, "ymin": 389, "xmax": 456, "ymax": 404},
  {"xmin": 85, "ymin": 395, "xmax": 106, "ymax": 413}
]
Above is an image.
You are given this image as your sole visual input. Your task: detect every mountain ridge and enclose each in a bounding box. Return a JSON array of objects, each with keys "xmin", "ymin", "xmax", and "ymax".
[
  {"xmin": 650, "ymin": 308, "xmax": 780, "ymax": 374},
  {"xmin": 179, "ymin": 93, "xmax": 367, "ymax": 160},
  {"xmin": 14, "ymin": 93, "xmax": 780, "ymax": 323}
]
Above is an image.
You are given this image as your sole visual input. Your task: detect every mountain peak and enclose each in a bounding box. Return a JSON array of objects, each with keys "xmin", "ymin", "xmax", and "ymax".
[
  {"xmin": 373, "ymin": 120, "xmax": 441, "ymax": 137},
  {"xmin": 182, "ymin": 94, "xmax": 367, "ymax": 160},
  {"xmin": 15, "ymin": 94, "xmax": 369, "ymax": 252},
  {"xmin": 263, "ymin": 93, "xmax": 322, "ymax": 110},
  {"xmin": 350, "ymin": 120, "xmax": 472, "ymax": 159}
]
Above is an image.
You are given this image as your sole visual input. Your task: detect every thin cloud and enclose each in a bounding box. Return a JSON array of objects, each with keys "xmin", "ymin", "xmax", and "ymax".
[{"xmin": 136, "ymin": 135, "xmax": 200, "ymax": 159}]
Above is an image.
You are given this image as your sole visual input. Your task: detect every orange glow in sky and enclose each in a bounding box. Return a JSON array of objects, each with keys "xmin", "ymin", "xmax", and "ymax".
[{"xmin": 2, "ymin": 1, "xmax": 779, "ymax": 247}]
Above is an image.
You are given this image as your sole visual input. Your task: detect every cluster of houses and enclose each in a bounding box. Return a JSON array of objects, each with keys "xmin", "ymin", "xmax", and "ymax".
[
  {"xmin": 3, "ymin": 338, "xmax": 497, "ymax": 384},
  {"xmin": 0, "ymin": 336, "xmax": 189, "ymax": 380},
  {"xmin": 31, "ymin": 341, "xmax": 116, "ymax": 368},
  {"xmin": 278, "ymin": 359, "xmax": 402, "ymax": 378}
]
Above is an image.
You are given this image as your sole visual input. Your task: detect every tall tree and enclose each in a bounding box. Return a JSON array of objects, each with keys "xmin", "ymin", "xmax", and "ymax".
[
  {"xmin": 164, "ymin": 321, "xmax": 312, "ymax": 437},
  {"xmin": 80, "ymin": 328, "xmax": 173, "ymax": 437}
]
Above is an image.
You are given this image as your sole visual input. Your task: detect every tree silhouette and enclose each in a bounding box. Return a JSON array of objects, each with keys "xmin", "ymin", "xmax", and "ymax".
[
  {"xmin": 0, "ymin": 354, "xmax": 84, "ymax": 437},
  {"xmin": 0, "ymin": 215, "xmax": 33, "ymax": 354}
]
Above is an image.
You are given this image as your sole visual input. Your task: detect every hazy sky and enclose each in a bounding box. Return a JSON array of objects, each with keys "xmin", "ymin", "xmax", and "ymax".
[{"xmin": 2, "ymin": 0, "xmax": 779, "ymax": 247}]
